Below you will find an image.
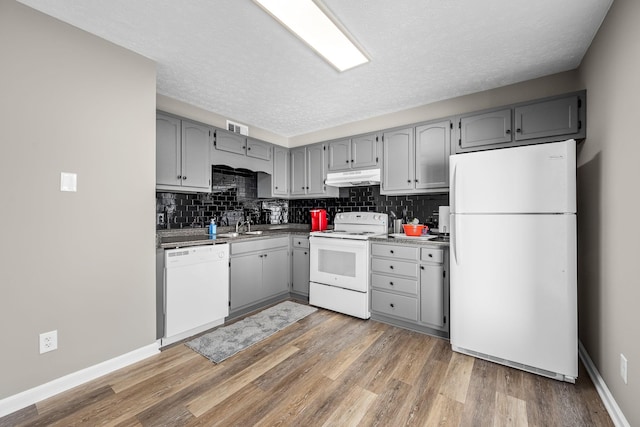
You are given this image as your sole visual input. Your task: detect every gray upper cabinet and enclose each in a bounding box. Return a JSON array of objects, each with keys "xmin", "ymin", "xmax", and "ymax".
[
  {"xmin": 454, "ymin": 91, "xmax": 586, "ymax": 154},
  {"xmin": 415, "ymin": 120, "xmax": 451, "ymax": 190},
  {"xmin": 272, "ymin": 146, "xmax": 289, "ymax": 196},
  {"xmin": 290, "ymin": 144, "xmax": 338, "ymax": 198},
  {"xmin": 181, "ymin": 121, "xmax": 213, "ymax": 190},
  {"xmin": 328, "ymin": 133, "xmax": 379, "ymax": 171},
  {"xmin": 214, "ymin": 129, "xmax": 246, "ymax": 155},
  {"xmin": 290, "ymin": 147, "xmax": 307, "ymax": 196},
  {"xmin": 382, "ymin": 127, "xmax": 414, "ymax": 193},
  {"xmin": 514, "ymin": 95, "xmax": 580, "ymax": 141},
  {"xmin": 156, "ymin": 113, "xmax": 211, "ymax": 192},
  {"xmin": 306, "ymin": 144, "xmax": 328, "ymax": 195},
  {"xmin": 352, "ymin": 133, "xmax": 379, "ymax": 169},
  {"xmin": 156, "ymin": 114, "xmax": 181, "ymax": 188},
  {"xmin": 458, "ymin": 108, "xmax": 512, "ymax": 151},
  {"xmin": 246, "ymin": 137, "xmax": 272, "ymax": 161},
  {"xmin": 327, "ymin": 139, "xmax": 351, "ymax": 171},
  {"xmin": 382, "ymin": 122, "xmax": 449, "ymax": 195}
]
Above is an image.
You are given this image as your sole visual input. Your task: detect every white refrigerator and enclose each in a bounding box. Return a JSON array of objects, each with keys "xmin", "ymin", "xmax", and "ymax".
[{"xmin": 449, "ymin": 139, "xmax": 578, "ymax": 382}]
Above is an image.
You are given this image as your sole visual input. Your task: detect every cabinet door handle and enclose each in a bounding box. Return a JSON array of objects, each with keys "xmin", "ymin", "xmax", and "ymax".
[
  {"xmin": 345, "ymin": 160, "xmax": 349, "ymax": 163},
  {"xmin": 389, "ymin": 265, "xmax": 394, "ymax": 270},
  {"xmin": 248, "ymin": 147, "xmax": 251, "ymax": 150},
  {"xmin": 389, "ymin": 281, "xmax": 394, "ymax": 286},
  {"xmin": 415, "ymin": 179, "xmax": 418, "ymax": 182},
  {"xmin": 390, "ymin": 303, "xmax": 395, "ymax": 308},
  {"xmin": 505, "ymin": 129, "xmax": 511, "ymax": 135},
  {"xmin": 259, "ymin": 254, "xmax": 263, "ymax": 258},
  {"xmin": 350, "ymin": 159, "xmax": 354, "ymax": 162},
  {"xmin": 428, "ymin": 254, "xmax": 433, "ymax": 258},
  {"xmin": 420, "ymin": 265, "xmax": 424, "ymax": 270},
  {"xmin": 407, "ymin": 180, "xmax": 411, "ymax": 183},
  {"xmin": 183, "ymin": 176, "xmax": 187, "ymax": 180},
  {"xmin": 264, "ymin": 253, "xmax": 268, "ymax": 258},
  {"xmin": 304, "ymin": 251, "xmax": 307, "ymax": 255},
  {"xmin": 390, "ymin": 250, "xmax": 394, "ymax": 254},
  {"xmin": 177, "ymin": 175, "xmax": 182, "ymax": 179},
  {"xmin": 516, "ymin": 128, "xmax": 522, "ymax": 133}
]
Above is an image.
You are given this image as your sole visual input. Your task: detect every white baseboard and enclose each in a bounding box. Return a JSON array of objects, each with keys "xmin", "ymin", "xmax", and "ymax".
[
  {"xmin": 0, "ymin": 341, "xmax": 160, "ymax": 418},
  {"xmin": 579, "ymin": 341, "xmax": 630, "ymax": 427}
]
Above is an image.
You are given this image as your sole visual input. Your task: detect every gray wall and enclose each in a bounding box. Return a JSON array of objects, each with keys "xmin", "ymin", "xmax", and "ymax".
[
  {"xmin": 577, "ymin": 0, "xmax": 640, "ymax": 424},
  {"xmin": 0, "ymin": 0, "xmax": 157, "ymax": 399}
]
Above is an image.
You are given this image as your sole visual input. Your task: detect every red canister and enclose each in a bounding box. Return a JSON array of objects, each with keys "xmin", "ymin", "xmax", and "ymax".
[{"xmin": 310, "ymin": 209, "xmax": 328, "ymax": 231}]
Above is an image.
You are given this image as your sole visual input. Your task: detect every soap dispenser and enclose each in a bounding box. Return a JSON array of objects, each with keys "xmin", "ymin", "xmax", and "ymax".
[{"xmin": 208, "ymin": 218, "xmax": 217, "ymax": 235}]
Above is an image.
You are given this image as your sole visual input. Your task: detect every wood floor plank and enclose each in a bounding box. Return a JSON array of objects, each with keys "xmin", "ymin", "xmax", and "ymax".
[
  {"xmin": 439, "ymin": 350, "xmax": 476, "ymax": 403},
  {"xmin": 0, "ymin": 308, "xmax": 614, "ymax": 427},
  {"xmin": 320, "ymin": 385, "xmax": 378, "ymax": 427},
  {"xmin": 357, "ymin": 378, "xmax": 413, "ymax": 427},
  {"xmin": 186, "ymin": 344, "xmax": 299, "ymax": 417},
  {"xmin": 459, "ymin": 357, "xmax": 498, "ymax": 426},
  {"xmin": 423, "ymin": 393, "xmax": 465, "ymax": 427},
  {"xmin": 493, "ymin": 391, "xmax": 528, "ymax": 427}
]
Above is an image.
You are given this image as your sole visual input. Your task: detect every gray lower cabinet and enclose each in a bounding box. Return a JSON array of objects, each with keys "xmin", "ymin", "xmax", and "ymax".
[
  {"xmin": 156, "ymin": 113, "xmax": 211, "ymax": 192},
  {"xmin": 370, "ymin": 242, "xmax": 448, "ymax": 337},
  {"xmin": 291, "ymin": 236, "xmax": 310, "ymax": 296},
  {"xmin": 229, "ymin": 237, "xmax": 290, "ymax": 314}
]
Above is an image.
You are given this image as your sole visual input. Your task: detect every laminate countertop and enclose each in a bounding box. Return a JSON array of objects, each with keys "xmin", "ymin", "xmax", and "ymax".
[{"xmin": 157, "ymin": 224, "xmax": 311, "ymax": 249}]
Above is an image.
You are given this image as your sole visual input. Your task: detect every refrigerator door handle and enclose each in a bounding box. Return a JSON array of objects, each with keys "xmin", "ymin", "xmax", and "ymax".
[
  {"xmin": 451, "ymin": 214, "xmax": 458, "ymax": 265},
  {"xmin": 450, "ymin": 161, "xmax": 457, "ymax": 213}
]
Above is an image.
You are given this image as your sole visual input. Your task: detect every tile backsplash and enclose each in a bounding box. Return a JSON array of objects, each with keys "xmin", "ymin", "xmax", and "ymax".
[{"xmin": 156, "ymin": 166, "xmax": 448, "ymax": 229}]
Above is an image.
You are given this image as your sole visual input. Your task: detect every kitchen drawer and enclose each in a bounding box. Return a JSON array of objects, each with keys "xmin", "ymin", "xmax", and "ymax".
[
  {"xmin": 371, "ymin": 274, "xmax": 418, "ymax": 295},
  {"xmin": 231, "ymin": 236, "xmax": 289, "ymax": 255},
  {"xmin": 420, "ymin": 248, "xmax": 443, "ymax": 263},
  {"xmin": 371, "ymin": 244, "xmax": 419, "ymax": 260},
  {"xmin": 371, "ymin": 258, "xmax": 418, "ymax": 278},
  {"xmin": 292, "ymin": 236, "xmax": 309, "ymax": 249},
  {"xmin": 371, "ymin": 290, "xmax": 418, "ymax": 322}
]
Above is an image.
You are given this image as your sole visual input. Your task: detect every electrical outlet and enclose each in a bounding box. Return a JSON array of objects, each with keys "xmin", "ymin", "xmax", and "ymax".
[
  {"xmin": 39, "ymin": 330, "xmax": 58, "ymax": 354},
  {"xmin": 157, "ymin": 213, "xmax": 165, "ymax": 225},
  {"xmin": 620, "ymin": 353, "xmax": 628, "ymax": 384}
]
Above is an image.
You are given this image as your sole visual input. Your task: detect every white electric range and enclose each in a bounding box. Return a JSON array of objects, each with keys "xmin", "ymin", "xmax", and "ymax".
[{"xmin": 309, "ymin": 212, "xmax": 388, "ymax": 319}]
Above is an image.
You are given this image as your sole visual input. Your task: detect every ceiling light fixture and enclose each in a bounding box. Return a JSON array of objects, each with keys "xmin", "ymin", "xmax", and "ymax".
[{"xmin": 252, "ymin": 0, "xmax": 369, "ymax": 72}]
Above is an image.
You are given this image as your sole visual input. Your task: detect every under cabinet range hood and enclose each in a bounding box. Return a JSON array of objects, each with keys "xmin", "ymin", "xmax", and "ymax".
[{"xmin": 325, "ymin": 168, "xmax": 381, "ymax": 187}]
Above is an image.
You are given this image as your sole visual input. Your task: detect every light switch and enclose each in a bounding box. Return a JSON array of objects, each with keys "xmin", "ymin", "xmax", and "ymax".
[{"xmin": 60, "ymin": 172, "xmax": 77, "ymax": 192}]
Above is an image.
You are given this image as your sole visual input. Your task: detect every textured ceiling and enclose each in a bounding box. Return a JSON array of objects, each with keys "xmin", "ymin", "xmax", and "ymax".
[{"xmin": 18, "ymin": 0, "xmax": 612, "ymax": 138}]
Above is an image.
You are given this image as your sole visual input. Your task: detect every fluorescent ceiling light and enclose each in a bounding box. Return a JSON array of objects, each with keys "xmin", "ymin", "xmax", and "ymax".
[{"xmin": 253, "ymin": 0, "xmax": 369, "ymax": 72}]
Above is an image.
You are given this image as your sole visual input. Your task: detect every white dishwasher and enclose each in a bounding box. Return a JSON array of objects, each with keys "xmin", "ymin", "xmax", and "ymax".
[{"xmin": 163, "ymin": 244, "xmax": 229, "ymax": 346}]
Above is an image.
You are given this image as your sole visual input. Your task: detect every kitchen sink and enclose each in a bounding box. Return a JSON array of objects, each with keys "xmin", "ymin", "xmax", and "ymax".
[
  {"xmin": 243, "ymin": 231, "xmax": 264, "ymax": 235},
  {"xmin": 217, "ymin": 232, "xmax": 239, "ymax": 238}
]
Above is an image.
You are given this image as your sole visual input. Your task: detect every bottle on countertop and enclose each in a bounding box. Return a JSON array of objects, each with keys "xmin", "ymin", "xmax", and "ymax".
[{"xmin": 209, "ymin": 218, "xmax": 217, "ymax": 235}]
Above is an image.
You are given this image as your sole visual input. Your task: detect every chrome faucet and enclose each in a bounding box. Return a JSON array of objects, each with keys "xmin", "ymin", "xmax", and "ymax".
[{"xmin": 235, "ymin": 216, "xmax": 252, "ymax": 233}]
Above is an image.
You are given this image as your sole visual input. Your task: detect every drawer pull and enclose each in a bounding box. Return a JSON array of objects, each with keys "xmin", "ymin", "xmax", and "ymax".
[
  {"xmin": 389, "ymin": 265, "xmax": 394, "ymax": 270},
  {"xmin": 428, "ymin": 254, "xmax": 433, "ymax": 258},
  {"xmin": 390, "ymin": 303, "xmax": 395, "ymax": 308},
  {"xmin": 390, "ymin": 250, "xmax": 394, "ymax": 254},
  {"xmin": 389, "ymin": 281, "xmax": 394, "ymax": 286},
  {"xmin": 420, "ymin": 266, "xmax": 424, "ymax": 270}
]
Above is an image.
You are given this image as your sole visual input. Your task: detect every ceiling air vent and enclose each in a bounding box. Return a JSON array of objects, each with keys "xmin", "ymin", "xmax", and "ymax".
[{"xmin": 226, "ymin": 120, "xmax": 249, "ymax": 136}]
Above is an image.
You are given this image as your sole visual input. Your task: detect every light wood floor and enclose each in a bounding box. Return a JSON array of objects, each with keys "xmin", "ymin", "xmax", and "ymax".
[{"xmin": 2, "ymin": 306, "xmax": 613, "ymax": 426}]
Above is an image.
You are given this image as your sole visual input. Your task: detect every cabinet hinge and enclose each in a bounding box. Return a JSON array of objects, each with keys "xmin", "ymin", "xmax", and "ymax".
[
  {"xmin": 578, "ymin": 98, "xmax": 582, "ymax": 109},
  {"xmin": 450, "ymin": 122, "xmax": 453, "ymax": 129},
  {"xmin": 443, "ymin": 270, "xmax": 446, "ymax": 278},
  {"xmin": 444, "ymin": 315, "xmax": 447, "ymax": 324},
  {"xmin": 323, "ymin": 145, "xmax": 326, "ymax": 151},
  {"xmin": 376, "ymin": 136, "xmax": 379, "ymax": 142},
  {"xmin": 578, "ymin": 120, "xmax": 582, "ymax": 130},
  {"xmin": 229, "ymin": 301, "xmax": 231, "ymax": 307},
  {"xmin": 228, "ymin": 261, "xmax": 231, "ymax": 267},
  {"xmin": 458, "ymin": 121, "xmax": 461, "ymax": 129},
  {"xmin": 376, "ymin": 156, "xmax": 379, "ymax": 163}
]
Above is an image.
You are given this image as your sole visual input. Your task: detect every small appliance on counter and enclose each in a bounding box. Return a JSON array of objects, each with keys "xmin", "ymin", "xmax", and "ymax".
[
  {"xmin": 310, "ymin": 208, "xmax": 328, "ymax": 231},
  {"xmin": 438, "ymin": 206, "xmax": 450, "ymax": 236}
]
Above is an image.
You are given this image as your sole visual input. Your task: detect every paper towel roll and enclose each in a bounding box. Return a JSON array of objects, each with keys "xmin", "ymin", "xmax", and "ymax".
[{"xmin": 438, "ymin": 206, "xmax": 450, "ymax": 234}]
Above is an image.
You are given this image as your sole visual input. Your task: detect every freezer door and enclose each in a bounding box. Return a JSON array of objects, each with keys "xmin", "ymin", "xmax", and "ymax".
[
  {"xmin": 450, "ymin": 139, "xmax": 576, "ymax": 214},
  {"xmin": 450, "ymin": 213, "xmax": 577, "ymax": 378}
]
